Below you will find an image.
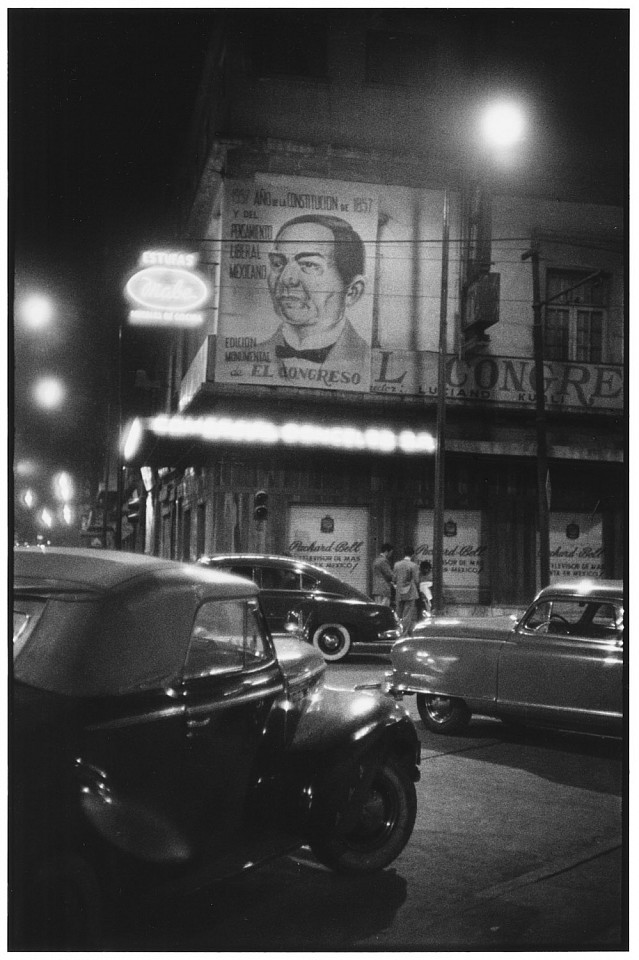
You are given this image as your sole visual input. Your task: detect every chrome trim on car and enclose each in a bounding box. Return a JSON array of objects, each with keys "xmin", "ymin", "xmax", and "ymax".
[{"xmin": 86, "ymin": 704, "xmax": 185, "ymax": 730}]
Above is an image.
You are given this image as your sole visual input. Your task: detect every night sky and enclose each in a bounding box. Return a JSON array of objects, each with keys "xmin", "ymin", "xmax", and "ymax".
[
  {"xmin": 11, "ymin": 9, "xmax": 213, "ymax": 490},
  {"xmin": 10, "ymin": 8, "xmax": 628, "ymax": 503}
]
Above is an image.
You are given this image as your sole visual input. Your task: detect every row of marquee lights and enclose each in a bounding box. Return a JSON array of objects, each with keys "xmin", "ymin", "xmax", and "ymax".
[{"xmin": 123, "ymin": 415, "xmax": 436, "ymax": 461}]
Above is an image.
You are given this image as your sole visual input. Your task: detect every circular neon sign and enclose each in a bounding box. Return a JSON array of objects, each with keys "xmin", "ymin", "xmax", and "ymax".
[{"xmin": 125, "ymin": 266, "xmax": 209, "ymax": 311}]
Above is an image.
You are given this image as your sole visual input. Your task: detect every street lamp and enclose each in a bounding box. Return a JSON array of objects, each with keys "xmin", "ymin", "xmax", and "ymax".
[
  {"xmin": 432, "ymin": 101, "xmax": 525, "ymax": 613},
  {"xmin": 19, "ymin": 295, "xmax": 54, "ymax": 331},
  {"xmin": 33, "ymin": 376, "xmax": 65, "ymax": 410},
  {"xmin": 480, "ymin": 101, "xmax": 526, "ymax": 151},
  {"xmin": 53, "ymin": 471, "xmax": 74, "ymax": 502}
]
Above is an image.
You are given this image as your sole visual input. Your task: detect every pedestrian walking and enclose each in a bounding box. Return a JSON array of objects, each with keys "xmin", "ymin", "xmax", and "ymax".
[
  {"xmin": 371, "ymin": 542, "xmax": 394, "ymax": 605},
  {"xmin": 393, "ymin": 547, "xmax": 420, "ymax": 635}
]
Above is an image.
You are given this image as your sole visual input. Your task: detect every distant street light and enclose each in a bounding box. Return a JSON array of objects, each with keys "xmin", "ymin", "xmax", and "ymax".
[
  {"xmin": 19, "ymin": 295, "xmax": 54, "ymax": 330},
  {"xmin": 40, "ymin": 507, "xmax": 53, "ymax": 528},
  {"xmin": 53, "ymin": 471, "xmax": 74, "ymax": 502},
  {"xmin": 21, "ymin": 488, "xmax": 36, "ymax": 509},
  {"xmin": 33, "ymin": 377, "xmax": 65, "ymax": 410}
]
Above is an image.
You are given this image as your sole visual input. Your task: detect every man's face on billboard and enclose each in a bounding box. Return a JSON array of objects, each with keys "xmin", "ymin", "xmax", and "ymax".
[{"xmin": 268, "ymin": 223, "xmax": 348, "ymax": 332}]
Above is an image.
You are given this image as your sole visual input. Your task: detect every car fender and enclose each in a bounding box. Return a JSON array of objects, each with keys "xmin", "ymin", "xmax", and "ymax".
[
  {"xmin": 76, "ymin": 759, "xmax": 192, "ymax": 864},
  {"xmin": 285, "ymin": 685, "xmax": 420, "ymax": 836},
  {"xmin": 287, "ymin": 683, "xmax": 413, "ymax": 753}
]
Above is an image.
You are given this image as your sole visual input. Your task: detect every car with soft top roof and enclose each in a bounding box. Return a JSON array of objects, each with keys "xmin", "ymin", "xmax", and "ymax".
[{"xmin": 12, "ymin": 547, "xmax": 420, "ymax": 949}]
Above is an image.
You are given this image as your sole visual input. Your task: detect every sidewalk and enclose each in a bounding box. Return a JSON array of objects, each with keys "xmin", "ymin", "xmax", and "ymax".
[{"xmin": 414, "ymin": 841, "xmax": 626, "ymax": 949}]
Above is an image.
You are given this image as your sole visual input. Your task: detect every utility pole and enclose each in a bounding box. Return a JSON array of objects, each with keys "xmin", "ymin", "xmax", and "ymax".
[
  {"xmin": 521, "ymin": 242, "xmax": 550, "ymax": 587},
  {"xmin": 433, "ymin": 188, "xmax": 450, "ymax": 612}
]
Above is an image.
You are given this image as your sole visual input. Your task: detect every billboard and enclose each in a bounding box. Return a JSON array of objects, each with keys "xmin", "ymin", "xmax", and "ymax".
[
  {"xmin": 548, "ymin": 512, "xmax": 604, "ymax": 579},
  {"xmin": 287, "ymin": 506, "xmax": 369, "ymax": 594},
  {"xmin": 216, "ymin": 180, "xmax": 378, "ymax": 393},
  {"xmin": 416, "ymin": 510, "xmax": 490, "ymax": 599}
]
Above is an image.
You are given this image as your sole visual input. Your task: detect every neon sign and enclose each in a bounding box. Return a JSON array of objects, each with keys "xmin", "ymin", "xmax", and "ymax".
[
  {"xmin": 125, "ymin": 250, "xmax": 210, "ymax": 327},
  {"xmin": 123, "ymin": 414, "xmax": 436, "ymax": 461}
]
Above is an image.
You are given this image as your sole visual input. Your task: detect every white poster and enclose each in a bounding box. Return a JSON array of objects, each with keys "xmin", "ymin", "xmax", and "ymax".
[
  {"xmin": 548, "ymin": 512, "xmax": 604, "ymax": 580},
  {"xmin": 287, "ymin": 506, "xmax": 369, "ymax": 594},
  {"xmin": 416, "ymin": 510, "xmax": 489, "ymax": 592},
  {"xmin": 216, "ymin": 179, "xmax": 378, "ymax": 392}
]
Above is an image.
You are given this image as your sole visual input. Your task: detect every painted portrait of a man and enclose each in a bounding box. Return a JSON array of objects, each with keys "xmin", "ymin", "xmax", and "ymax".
[{"xmin": 257, "ymin": 214, "xmax": 370, "ymax": 373}]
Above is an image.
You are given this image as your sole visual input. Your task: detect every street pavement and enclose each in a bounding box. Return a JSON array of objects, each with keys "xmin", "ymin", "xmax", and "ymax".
[{"xmin": 102, "ymin": 655, "xmax": 627, "ymax": 950}]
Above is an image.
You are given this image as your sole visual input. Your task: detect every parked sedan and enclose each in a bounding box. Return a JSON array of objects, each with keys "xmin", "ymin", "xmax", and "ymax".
[
  {"xmin": 389, "ymin": 579, "xmax": 624, "ymax": 736},
  {"xmin": 198, "ymin": 553, "xmax": 401, "ymax": 661},
  {"xmin": 12, "ymin": 548, "xmax": 420, "ymax": 949}
]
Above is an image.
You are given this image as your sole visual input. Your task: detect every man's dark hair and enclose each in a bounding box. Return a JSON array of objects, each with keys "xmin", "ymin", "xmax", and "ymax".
[
  {"xmin": 420, "ymin": 559, "xmax": 432, "ymax": 574},
  {"xmin": 381, "ymin": 542, "xmax": 393, "ymax": 553},
  {"xmin": 404, "ymin": 547, "xmax": 415, "ymax": 557},
  {"xmin": 275, "ymin": 214, "xmax": 365, "ymax": 285}
]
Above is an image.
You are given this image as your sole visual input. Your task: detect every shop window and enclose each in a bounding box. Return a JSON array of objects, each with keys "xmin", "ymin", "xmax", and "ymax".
[
  {"xmin": 182, "ymin": 508, "xmax": 191, "ymax": 562},
  {"xmin": 250, "ymin": 13, "xmax": 328, "ymax": 79},
  {"xmin": 544, "ymin": 269, "xmax": 609, "ymax": 363},
  {"xmin": 196, "ymin": 502, "xmax": 206, "ymax": 559}
]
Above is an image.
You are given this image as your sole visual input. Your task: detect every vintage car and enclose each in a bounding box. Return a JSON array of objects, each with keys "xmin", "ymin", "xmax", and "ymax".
[
  {"xmin": 389, "ymin": 579, "xmax": 624, "ymax": 736},
  {"xmin": 197, "ymin": 553, "xmax": 401, "ymax": 661},
  {"xmin": 11, "ymin": 547, "xmax": 420, "ymax": 949}
]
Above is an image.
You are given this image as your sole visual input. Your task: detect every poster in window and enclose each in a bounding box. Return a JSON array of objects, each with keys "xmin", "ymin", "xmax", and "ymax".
[
  {"xmin": 287, "ymin": 506, "xmax": 369, "ymax": 594},
  {"xmin": 416, "ymin": 510, "xmax": 489, "ymax": 598},
  {"xmin": 548, "ymin": 512, "xmax": 604, "ymax": 579},
  {"xmin": 216, "ymin": 179, "xmax": 378, "ymax": 393}
]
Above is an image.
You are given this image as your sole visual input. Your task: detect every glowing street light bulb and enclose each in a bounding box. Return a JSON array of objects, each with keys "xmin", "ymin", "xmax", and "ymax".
[
  {"xmin": 22, "ymin": 488, "xmax": 36, "ymax": 509},
  {"xmin": 53, "ymin": 471, "xmax": 74, "ymax": 502},
  {"xmin": 40, "ymin": 507, "xmax": 53, "ymax": 528},
  {"xmin": 481, "ymin": 102, "xmax": 526, "ymax": 150},
  {"xmin": 20, "ymin": 295, "xmax": 53, "ymax": 330},
  {"xmin": 62, "ymin": 504, "xmax": 73, "ymax": 524},
  {"xmin": 33, "ymin": 377, "xmax": 65, "ymax": 410}
]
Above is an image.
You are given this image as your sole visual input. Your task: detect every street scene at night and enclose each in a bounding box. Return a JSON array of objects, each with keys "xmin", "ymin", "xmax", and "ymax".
[{"xmin": 10, "ymin": 7, "xmax": 628, "ymax": 952}]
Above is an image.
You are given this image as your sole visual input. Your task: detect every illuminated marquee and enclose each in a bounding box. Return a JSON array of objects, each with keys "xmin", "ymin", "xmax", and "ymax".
[
  {"xmin": 123, "ymin": 415, "xmax": 436, "ymax": 461},
  {"xmin": 125, "ymin": 250, "xmax": 210, "ymax": 327}
]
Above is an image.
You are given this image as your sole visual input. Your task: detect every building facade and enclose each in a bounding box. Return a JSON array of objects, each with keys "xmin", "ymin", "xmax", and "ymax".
[{"xmin": 123, "ymin": 12, "xmax": 625, "ymax": 612}]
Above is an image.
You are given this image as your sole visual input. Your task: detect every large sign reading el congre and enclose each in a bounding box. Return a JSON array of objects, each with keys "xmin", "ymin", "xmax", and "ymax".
[{"xmin": 213, "ymin": 176, "xmax": 622, "ymax": 412}]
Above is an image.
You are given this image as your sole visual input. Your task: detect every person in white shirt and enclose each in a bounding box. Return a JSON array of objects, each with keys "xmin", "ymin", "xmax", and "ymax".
[{"xmin": 418, "ymin": 559, "xmax": 433, "ymax": 618}]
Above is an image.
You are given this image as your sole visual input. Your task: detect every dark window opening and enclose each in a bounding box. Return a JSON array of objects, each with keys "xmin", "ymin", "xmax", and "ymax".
[
  {"xmin": 365, "ymin": 31, "xmax": 437, "ymax": 84},
  {"xmin": 250, "ymin": 13, "xmax": 328, "ymax": 79},
  {"xmin": 544, "ymin": 269, "xmax": 609, "ymax": 363}
]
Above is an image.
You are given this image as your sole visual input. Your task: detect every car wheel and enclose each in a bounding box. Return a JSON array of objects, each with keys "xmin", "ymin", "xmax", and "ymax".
[
  {"xmin": 416, "ymin": 693, "xmax": 471, "ymax": 733},
  {"xmin": 311, "ymin": 623, "xmax": 352, "ymax": 661},
  {"xmin": 310, "ymin": 759, "xmax": 416, "ymax": 874},
  {"xmin": 13, "ymin": 854, "xmax": 102, "ymax": 950}
]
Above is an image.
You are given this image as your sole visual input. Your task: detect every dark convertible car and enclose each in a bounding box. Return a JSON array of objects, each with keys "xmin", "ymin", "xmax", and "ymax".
[
  {"xmin": 198, "ymin": 553, "xmax": 401, "ymax": 661},
  {"xmin": 11, "ymin": 547, "xmax": 419, "ymax": 949}
]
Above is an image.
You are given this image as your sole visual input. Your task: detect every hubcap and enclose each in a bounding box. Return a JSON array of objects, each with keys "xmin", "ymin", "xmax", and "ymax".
[
  {"xmin": 351, "ymin": 778, "xmax": 397, "ymax": 847},
  {"xmin": 427, "ymin": 696, "xmax": 454, "ymax": 723},
  {"xmin": 320, "ymin": 629, "xmax": 343, "ymax": 652}
]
